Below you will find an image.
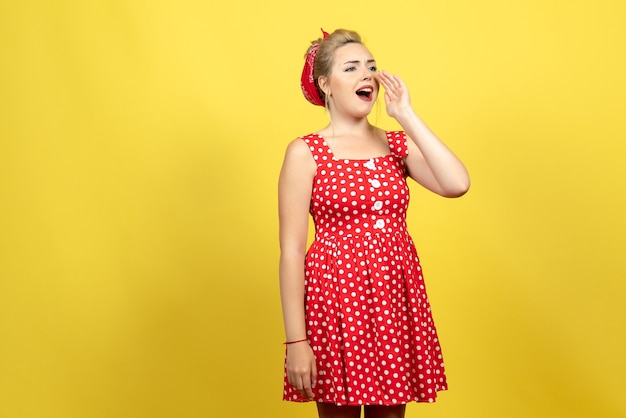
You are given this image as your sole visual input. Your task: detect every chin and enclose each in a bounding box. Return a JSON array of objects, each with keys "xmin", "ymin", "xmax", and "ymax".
[{"xmin": 354, "ymin": 103, "xmax": 375, "ymax": 118}]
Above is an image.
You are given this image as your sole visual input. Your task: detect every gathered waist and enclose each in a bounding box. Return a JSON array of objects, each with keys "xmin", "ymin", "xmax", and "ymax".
[
  {"xmin": 305, "ymin": 229, "xmax": 421, "ymax": 274},
  {"xmin": 312, "ymin": 229, "xmax": 412, "ymax": 247}
]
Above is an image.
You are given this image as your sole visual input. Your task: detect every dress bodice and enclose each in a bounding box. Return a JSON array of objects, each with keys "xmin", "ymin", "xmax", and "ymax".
[{"xmin": 302, "ymin": 131, "xmax": 410, "ymax": 240}]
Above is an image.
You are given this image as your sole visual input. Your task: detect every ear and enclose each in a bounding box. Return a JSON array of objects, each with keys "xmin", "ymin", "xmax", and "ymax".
[{"xmin": 318, "ymin": 76, "xmax": 330, "ymax": 96}]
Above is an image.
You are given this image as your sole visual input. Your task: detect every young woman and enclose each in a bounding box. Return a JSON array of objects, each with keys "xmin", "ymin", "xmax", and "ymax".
[{"xmin": 278, "ymin": 29, "xmax": 470, "ymax": 418}]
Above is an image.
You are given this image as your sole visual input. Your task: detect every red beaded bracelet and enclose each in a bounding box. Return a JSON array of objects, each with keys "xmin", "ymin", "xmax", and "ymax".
[{"xmin": 283, "ymin": 338, "xmax": 308, "ymax": 345}]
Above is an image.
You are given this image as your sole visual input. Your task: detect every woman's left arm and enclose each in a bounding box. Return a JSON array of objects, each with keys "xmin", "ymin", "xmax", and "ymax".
[{"xmin": 378, "ymin": 70, "xmax": 470, "ymax": 198}]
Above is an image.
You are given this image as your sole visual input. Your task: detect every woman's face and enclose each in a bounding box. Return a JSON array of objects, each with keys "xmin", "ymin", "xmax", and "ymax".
[{"xmin": 320, "ymin": 43, "xmax": 379, "ymax": 116}]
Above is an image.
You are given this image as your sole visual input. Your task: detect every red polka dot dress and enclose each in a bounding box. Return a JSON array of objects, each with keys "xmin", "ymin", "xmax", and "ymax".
[{"xmin": 283, "ymin": 131, "xmax": 447, "ymax": 406}]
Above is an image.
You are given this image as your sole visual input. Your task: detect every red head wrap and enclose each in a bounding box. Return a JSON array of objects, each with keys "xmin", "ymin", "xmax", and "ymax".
[{"xmin": 300, "ymin": 28, "xmax": 330, "ymax": 107}]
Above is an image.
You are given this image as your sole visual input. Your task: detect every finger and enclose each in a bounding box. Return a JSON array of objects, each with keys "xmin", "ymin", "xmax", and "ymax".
[
  {"xmin": 292, "ymin": 376, "xmax": 305, "ymax": 394},
  {"xmin": 288, "ymin": 370, "xmax": 303, "ymax": 389},
  {"xmin": 289, "ymin": 375, "xmax": 300, "ymax": 392},
  {"xmin": 392, "ymin": 74, "xmax": 405, "ymax": 90},
  {"xmin": 301, "ymin": 374, "xmax": 314, "ymax": 399},
  {"xmin": 380, "ymin": 70, "xmax": 397, "ymax": 85},
  {"xmin": 382, "ymin": 73, "xmax": 396, "ymax": 90},
  {"xmin": 380, "ymin": 79, "xmax": 395, "ymax": 96},
  {"xmin": 311, "ymin": 361, "xmax": 318, "ymax": 387},
  {"xmin": 378, "ymin": 75, "xmax": 390, "ymax": 91},
  {"xmin": 377, "ymin": 70, "xmax": 391, "ymax": 86},
  {"xmin": 381, "ymin": 74, "xmax": 401, "ymax": 97}
]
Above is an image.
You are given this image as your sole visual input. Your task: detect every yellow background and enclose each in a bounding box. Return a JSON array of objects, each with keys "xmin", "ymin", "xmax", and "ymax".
[{"xmin": 1, "ymin": 1, "xmax": 625, "ymax": 417}]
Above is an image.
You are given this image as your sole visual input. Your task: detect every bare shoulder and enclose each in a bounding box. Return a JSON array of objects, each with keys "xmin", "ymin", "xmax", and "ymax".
[
  {"xmin": 281, "ymin": 137, "xmax": 316, "ymax": 174},
  {"xmin": 285, "ymin": 136, "xmax": 312, "ymax": 156}
]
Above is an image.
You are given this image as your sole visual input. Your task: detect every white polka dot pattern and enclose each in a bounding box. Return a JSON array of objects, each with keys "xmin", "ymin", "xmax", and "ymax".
[{"xmin": 283, "ymin": 131, "xmax": 447, "ymax": 406}]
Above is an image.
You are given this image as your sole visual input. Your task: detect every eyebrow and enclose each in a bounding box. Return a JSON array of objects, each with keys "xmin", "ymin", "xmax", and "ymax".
[{"xmin": 342, "ymin": 59, "xmax": 377, "ymax": 65}]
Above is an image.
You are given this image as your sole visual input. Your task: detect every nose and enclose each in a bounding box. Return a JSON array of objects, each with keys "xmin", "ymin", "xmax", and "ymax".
[{"xmin": 361, "ymin": 66, "xmax": 373, "ymax": 80}]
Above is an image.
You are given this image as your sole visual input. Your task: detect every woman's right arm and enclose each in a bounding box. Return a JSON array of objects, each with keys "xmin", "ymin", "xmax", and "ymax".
[{"xmin": 278, "ymin": 138, "xmax": 317, "ymax": 400}]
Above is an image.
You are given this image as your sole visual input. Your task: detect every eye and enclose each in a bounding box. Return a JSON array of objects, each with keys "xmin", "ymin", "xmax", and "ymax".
[
  {"xmin": 369, "ymin": 66, "xmax": 377, "ymax": 72},
  {"xmin": 344, "ymin": 66, "xmax": 356, "ymax": 72}
]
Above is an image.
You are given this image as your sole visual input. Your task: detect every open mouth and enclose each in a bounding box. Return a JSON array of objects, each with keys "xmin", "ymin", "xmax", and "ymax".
[{"xmin": 356, "ymin": 87, "xmax": 373, "ymax": 100}]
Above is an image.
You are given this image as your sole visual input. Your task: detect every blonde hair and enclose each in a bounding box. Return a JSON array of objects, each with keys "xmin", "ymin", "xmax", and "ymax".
[{"xmin": 305, "ymin": 29, "xmax": 362, "ymax": 104}]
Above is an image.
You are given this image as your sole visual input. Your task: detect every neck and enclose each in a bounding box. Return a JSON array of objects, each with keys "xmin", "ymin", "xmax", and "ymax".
[{"xmin": 324, "ymin": 113, "xmax": 374, "ymax": 138}]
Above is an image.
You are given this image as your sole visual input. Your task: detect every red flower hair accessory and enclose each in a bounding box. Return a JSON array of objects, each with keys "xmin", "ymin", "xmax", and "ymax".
[{"xmin": 300, "ymin": 28, "xmax": 329, "ymax": 107}]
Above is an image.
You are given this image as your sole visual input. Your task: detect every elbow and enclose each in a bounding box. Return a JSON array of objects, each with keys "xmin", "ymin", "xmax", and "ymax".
[
  {"xmin": 441, "ymin": 179, "xmax": 470, "ymax": 198},
  {"xmin": 279, "ymin": 247, "xmax": 307, "ymax": 264}
]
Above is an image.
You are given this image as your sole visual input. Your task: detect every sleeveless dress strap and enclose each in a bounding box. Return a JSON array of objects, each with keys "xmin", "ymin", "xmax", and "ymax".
[
  {"xmin": 302, "ymin": 132, "xmax": 407, "ymax": 162},
  {"xmin": 301, "ymin": 133, "xmax": 333, "ymax": 167},
  {"xmin": 386, "ymin": 131, "xmax": 409, "ymax": 158}
]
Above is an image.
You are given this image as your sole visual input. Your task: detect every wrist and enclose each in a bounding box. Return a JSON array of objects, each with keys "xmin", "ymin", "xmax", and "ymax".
[
  {"xmin": 284, "ymin": 338, "xmax": 308, "ymax": 345},
  {"xmin": 393, "ymin": 106, "xmax": 418, "ymax": 124}
]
